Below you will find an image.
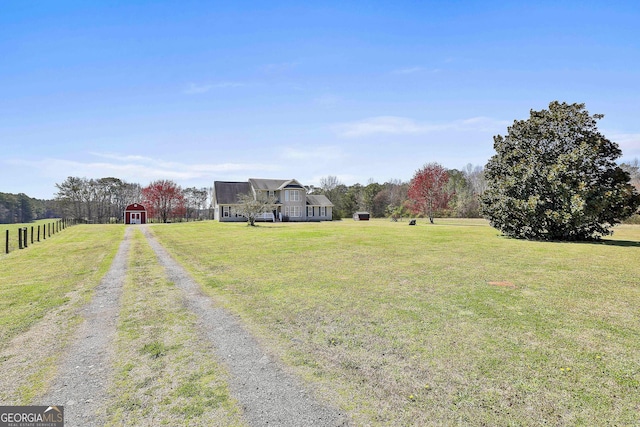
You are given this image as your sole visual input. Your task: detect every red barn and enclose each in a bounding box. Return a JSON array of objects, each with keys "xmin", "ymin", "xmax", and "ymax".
[{"xmin": 124, "ymin": 203, "xmax": 147, "ymax": 224}]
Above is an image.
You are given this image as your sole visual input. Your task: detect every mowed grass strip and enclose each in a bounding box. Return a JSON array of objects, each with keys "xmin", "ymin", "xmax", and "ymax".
[
  {"xmin": 0, "ymin": 224, "xmax": 124, "ymax": 403},
  {"xmin": 150, "ymin": 219, "xmax": 640, "ymax": 426},
  {"xmin": 105, "ymin": 229, "xmax": 245, "ymax": 426}
]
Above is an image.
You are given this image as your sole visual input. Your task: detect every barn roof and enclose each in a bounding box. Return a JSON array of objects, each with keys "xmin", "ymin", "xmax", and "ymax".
[
  {"xmin": 306, "ymin": 194, "xmax": 333, "ymax": 206},
  {"xmin": 125, "ymin": 203, "xmax": 146, "ymax": 211},
  {"xmin": 214, "ymin": 181, "xmax": 252, "ymax": 205}
]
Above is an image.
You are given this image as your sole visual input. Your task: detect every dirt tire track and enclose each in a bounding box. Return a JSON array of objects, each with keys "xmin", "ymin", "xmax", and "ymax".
[
  {"xmin": 38, "ymin": 227, "xmax": 132, "ymax": 426},
  {"xmin": 141, "ymin": 225, "xmax": 348, "ymax": 427}
]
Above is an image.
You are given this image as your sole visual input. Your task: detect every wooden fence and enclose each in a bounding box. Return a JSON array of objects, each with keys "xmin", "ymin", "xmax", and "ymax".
[{"xmin": 3, "ymin": 219, "xmax": 76, "ymax": 255}]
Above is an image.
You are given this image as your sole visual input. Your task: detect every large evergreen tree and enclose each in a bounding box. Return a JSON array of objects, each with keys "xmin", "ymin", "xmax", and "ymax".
[{"xmin": 481, "ymin": 101, "xmax": 640, "ymax": 240}]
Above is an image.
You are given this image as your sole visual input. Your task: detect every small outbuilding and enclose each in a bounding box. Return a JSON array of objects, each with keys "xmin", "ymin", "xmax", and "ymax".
[
  {"xmin": 124, "ymin": 203, "xmax": 147, "ymax": 224},
  {"xmin": 353, "ymin": 211, "xmax": 370, "ymax": 221}
]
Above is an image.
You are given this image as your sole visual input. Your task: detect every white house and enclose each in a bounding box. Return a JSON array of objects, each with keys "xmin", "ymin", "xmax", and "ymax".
[{"xmin": 213, "ymin": 178, "xmax": 333, "ymax": 222}]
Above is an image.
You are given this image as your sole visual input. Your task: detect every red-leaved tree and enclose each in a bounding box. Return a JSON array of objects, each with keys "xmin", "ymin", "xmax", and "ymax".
[
  {"xmin": 407, "ymin": 162, "xmax": 451, "ymax": 223},
  {"xmin": 142, "ymin": 179, "xmax": 185, "ymax": 223}
]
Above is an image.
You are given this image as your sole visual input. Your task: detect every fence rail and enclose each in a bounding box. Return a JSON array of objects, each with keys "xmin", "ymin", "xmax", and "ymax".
[{"xmin": 3, "ymin": 219, "xmax": 76, "ymax": 255}]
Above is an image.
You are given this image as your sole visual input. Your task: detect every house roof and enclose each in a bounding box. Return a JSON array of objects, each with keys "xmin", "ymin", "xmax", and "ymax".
[
  {"xmin": 249, "ymin": 178, "xmax": 304, "ymax": 191},
  {"xmin": 214, "ymin": 181, "xmax": 252, "ymax": 205},
  {"xmin": 215, "ymin": 179, "xmax": 334, "ymax": 208},
  {"xmin": 306, "ymin": 194, "xmax": 333, "ymax": 206}
]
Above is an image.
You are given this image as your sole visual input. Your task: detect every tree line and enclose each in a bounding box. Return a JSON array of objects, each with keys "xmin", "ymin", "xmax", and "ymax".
[
  {"xmin": 6, "ymin": 157, "xmax": 638, "ymax": 227},
  {"xmin": 53, "ymin": 177, "xmax": 210, "ymax": 223},
  {"xmin": 317, "ymin": 163, "xmax": 486, "ymax": 220},
  {"xmin": 0, "ymin": 192, "xmax": 57, "ymax": 224},
  {"xmin": 48, "ymin": 166, "xmax": 485, "ymax": 224}
]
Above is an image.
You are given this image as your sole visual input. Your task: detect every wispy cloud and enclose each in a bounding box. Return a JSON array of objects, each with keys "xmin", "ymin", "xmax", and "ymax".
[
  {"xmin": 608, "ymin": 132, "xmax": 640, "ymax": 158},
  {"xmin": 313, "ymin": 94, "xmax": 342, "ymax": 107},
  {"xmin": 280, "ymin": 146, "xmax": 346, "ymax": 161},
  {"xmin": 336, "ymin": 116, "xmax": 436, "ymax": 137},
  {"xmin": 89, "ymin": 152, "xmax": 159, "ymax": 163},
  {"xmin": 261, "ymin": 61, "xmax": 299, "ymax": 73},
  {"xmin": 458, "ymin": 117, "xmax": 511, "ymax": 133},
  {"xmin": 183, "ymin": 81, "xmax": 246, "ymax": 94},
  {"xmin": 10, "ymin": 153, "xmax": 279, "ymax": 183},
  {"xmin": 392, "ymin": 66, "xmax": 445, "ymax": 75},
  {"xmin": 335, "ymin": 116, "xmax": 509, "ymax": 138},
  {"xmin": 392, "ymin": 66, "xmax": 425, "ymax": 75}
]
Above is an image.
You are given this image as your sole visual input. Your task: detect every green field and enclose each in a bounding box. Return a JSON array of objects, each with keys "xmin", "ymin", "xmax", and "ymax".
[
  {"xmin": 0, "ymin": 224, "xmax": 123, "ymax": 346},
  {"xmin": 1, "ymin": 219, "xmax": 638, "ymax": 425},
  {"xmin": 149, "ymin": 219, "xmax": 640, "ymax": 426}
]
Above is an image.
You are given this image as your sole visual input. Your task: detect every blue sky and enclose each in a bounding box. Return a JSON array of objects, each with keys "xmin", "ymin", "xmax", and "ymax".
[{"xmin": 2, "ymin": 1, "xmax": 639, "ymax": 199}]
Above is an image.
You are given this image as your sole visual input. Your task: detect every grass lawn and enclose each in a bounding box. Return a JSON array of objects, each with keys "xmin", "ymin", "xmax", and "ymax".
[
  {"xmin": 150, "ymin": 218, "xmax": 640, "ymax": 426},
  {"xmin": 0, "ymin": 224, "xmax": 123, "ymax": 346}
]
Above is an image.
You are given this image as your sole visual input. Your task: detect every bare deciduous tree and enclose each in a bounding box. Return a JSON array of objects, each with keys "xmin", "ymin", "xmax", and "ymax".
[{"xmin": 235, "ymin": 192, "xmax": 277, "ymax": 226}]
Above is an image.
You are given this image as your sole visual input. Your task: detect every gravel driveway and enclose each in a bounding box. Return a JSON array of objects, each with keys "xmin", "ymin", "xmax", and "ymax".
[
  {"xmin": 38, "ymin": 225, "xmax": 347, "ymax": 426},
  {"xmin": 38, "ymin": 227, "xmax": 132, "ymax": 426},
  {"xmin": 141, "ymin": 226, "xmax": 348, "ymax": 426}
]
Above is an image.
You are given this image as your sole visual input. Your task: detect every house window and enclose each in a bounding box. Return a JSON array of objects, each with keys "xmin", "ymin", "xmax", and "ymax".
[
  {"xmin": 285, "ymin": 190, "xmax": 300, "ymax": 201},
  {"xmin": 286, "ymin": 206, "xmax": 302, "ymax": 217},
  {"xmin": 268, "ymin": 190, "xmax": 275, "ymax": 198},
  {"xmin": 307, "ymin": 206, "xmax": 312, "ymax": 217},
  {"xmin": 223, "ymin": 206, "xmax": 230, "ymax": 217},
  {"xmin": 320, "ymin": 206, "xmax": 326, "ymax": 216}
]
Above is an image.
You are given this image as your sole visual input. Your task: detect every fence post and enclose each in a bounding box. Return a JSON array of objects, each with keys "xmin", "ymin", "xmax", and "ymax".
[
  {"xmin": 48, "ymin": 223, "xmax": 51, "ymax": 238},
  {"xmin": 31, "ymin": 226, "xmax": 34, "ymax": 244},
  {"xmin": 5, "ymin": 230, "xmax": 8, "ymax": 254},
  {"xmin": 23, "ymin": 227, "xmax": 28, "ymax": 248},
  {"xmin": 37, "ymin": 225, "xmax": 40, "ymax": 242},
  {"xmin": 18, "ymin": 228, "xmax": 23, "ymax": 249}
]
